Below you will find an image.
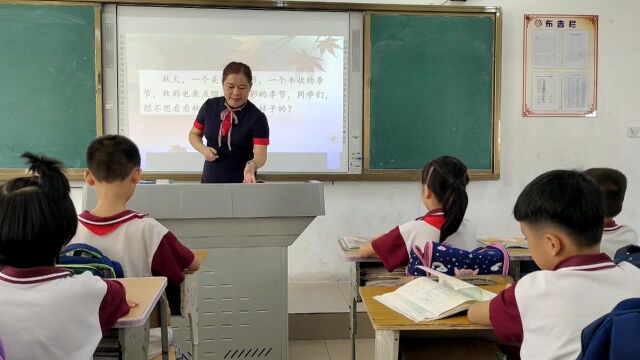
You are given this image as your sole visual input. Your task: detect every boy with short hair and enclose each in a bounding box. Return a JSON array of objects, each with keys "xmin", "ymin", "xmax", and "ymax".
[
  {"xmin": 468, "ymin": 170, "xmax": 640, "ymax": 360},
  {"xmin": 583, "ymin": 167, "xmax": 639, "ymax": 258},
  {"xmin": 71, "ymin": 134, "xmax": 200, "ymax": 281},
  {"xmin": 70, "ymin": 135, "xmax": 200, "ymax": 358}
]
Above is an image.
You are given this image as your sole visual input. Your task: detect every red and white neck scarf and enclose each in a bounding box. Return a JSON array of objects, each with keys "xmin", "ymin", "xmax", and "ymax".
[{"xmin": 218, "ymin": 101, "xmax": 246, "ymax": 151}]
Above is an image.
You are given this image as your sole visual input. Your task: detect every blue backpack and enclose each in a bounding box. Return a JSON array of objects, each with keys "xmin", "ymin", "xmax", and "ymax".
[
  {"xmin": 57, "ymin": 244, "xmax": 124, "ymax": 278},
  {"xmin": 614, "ymin": 245, "xmax": 640, "ymax": 268},
  {"xmin": 578, "ymin": 298, "xmax": 640, "ymax": 360}
]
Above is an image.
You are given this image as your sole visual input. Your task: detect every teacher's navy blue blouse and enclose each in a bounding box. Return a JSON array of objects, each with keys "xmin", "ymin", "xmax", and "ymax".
[{"xmin": 194, "ymin": 97, "xmax": 269, "ymax": 183}]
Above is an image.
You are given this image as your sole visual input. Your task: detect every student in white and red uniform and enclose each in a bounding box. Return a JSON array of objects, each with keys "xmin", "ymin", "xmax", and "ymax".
[
  {"xmin": 468, "ymin": 170, "xmax": 640, "ymax": 360},
  {"xmin": 584, "ymin": 168, "xmax": 639, "ymax": 258},
  {"xmin": 0, "ymin": 153, "xmax": 130, "ymax": 360},
  {"xmin": 69, "ymin": 135, "xmax": 201, "ymax": 358},
  {"xmin": 359, "ymin": 156, "xmax": 477, "ymax": 272},
  {"xmin": 189, "ymin": 62, "xmax": 269, "ymax": 184}
]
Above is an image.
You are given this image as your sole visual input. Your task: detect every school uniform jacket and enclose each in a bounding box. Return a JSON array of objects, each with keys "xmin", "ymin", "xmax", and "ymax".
[
  {"xmin": 0, "ymin": 266, "xmax": 129, "ymax": 360},
  {"xmin": 70, "ymin": 210, "xmax": 195, "ymax": 285},
  {"xmin": 489, "ymin": 253, "xmax": 640, "ymax": 360},
  {"xmin": 601, "ymin": 221, "xmax": 639, "ymax": 258},
  {"xmin": 371, "ymin": 208, "xmax": 478, "ymax": 271}
]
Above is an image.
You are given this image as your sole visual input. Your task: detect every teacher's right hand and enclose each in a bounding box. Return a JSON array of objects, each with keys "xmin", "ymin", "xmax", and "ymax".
[{"xmin": 202, "ymin": 147, "xmax": 219, "ymax": 162}]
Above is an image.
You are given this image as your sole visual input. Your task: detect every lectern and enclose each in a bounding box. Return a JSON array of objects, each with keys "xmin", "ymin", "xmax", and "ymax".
[{"xmin": 82, "ymin": 182, "xmax": 325, "ymax": 360}]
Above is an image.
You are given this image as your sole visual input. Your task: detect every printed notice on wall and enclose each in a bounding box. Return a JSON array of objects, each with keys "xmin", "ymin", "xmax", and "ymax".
[
  {"xmin": 533, "ymin": 31, "xmax": 560, "ymax": 68},
  {"xmin": 562, "ymin": 73, "xmax": 588, "ymax": 111},
  {"xmin": 563, "ymin": 31, "xmax": 589, "ymax": 68},
  {"xmin": 532, "ymin": 73, "xmax": 560, "ymax": 111},
  {"xmin": 523, "ymin": 15, "xmax": 598, "ymax": 117}
]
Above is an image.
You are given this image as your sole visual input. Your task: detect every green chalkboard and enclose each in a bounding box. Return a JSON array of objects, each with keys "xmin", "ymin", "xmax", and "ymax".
[
  {"xmin": 367, "ymin": 12, "xmax": 498, "ymax": 173},
  {"xmin": 0, "ymin": 3, "xmax": 98, "ymax": 169}
]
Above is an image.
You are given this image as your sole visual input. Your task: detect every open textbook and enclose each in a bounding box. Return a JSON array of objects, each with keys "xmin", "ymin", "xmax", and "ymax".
[{"xmin": 374, "ymin": 266, "xmax": 497, "ymax": 322}]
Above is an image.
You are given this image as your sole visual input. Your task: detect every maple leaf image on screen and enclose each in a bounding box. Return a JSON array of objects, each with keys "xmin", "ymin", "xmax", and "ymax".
[
  {"xmin": 314, "ymin": 37, "xmax": 342, "ymax": 58},
  {"xmin": 288, "ymin": 49, "xmax": 325, "ymax": 73}
]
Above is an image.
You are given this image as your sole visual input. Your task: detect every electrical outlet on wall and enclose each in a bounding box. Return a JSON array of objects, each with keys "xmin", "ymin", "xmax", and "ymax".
[{"xmin": 628, "ymin": 127, "xmax": 640, "ymax": 138}]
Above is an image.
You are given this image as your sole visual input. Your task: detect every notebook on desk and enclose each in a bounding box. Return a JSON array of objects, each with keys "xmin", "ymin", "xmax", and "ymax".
[
  {"xmin": 338, "ymin": 235, "xmax": 371, "ymax": 250},
  {"xmin": 374, "ymin": 267, "xmax": 496, "ymax": 322}
]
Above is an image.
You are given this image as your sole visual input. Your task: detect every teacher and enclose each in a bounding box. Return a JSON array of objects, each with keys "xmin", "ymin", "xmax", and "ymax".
[{"xmin": 189, "ymin": 62, "xmax": 269, "ymax": 183}]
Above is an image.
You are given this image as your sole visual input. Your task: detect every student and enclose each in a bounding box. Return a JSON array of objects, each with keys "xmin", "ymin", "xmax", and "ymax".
[
  {"xmin": 468, "ymin": 170, "xmax": 640, "ymax": 360},
  {"xmin": 583, "ymin": 167, "xmax": 639, "ymax": 258},
  {"xmin": 69, "ymin": 135, "xmax": 200, "ymax": 358},
  {"xmin": 0, "ymin": 153, "xmax": 130, "ymax": 360},
  {"xmin": 359, "ymin": 156, "xmax": 477, "ymax": 273}
]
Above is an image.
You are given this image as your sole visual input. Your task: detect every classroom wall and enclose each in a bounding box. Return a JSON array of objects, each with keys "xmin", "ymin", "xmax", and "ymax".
[
  {"xmin": 69, "ymin": 0, "xmax": 640, "ymax": 282},
  {"xmin": 285, "ymin": 0, "xmax": 640, "ymax": 281}
]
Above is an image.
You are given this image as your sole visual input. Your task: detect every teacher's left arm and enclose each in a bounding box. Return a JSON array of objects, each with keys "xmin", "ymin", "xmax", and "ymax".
[
  {"xmin": 243, "ymin": 113, "xmax": 270, "ymax": 183},
  {"xmin": 243, "ymin": 145, "xmax": 267, "ymax": 183}
]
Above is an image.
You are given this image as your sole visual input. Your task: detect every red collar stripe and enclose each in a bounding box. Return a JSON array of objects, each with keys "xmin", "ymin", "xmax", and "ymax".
[
  {"xmin": 78, "ymin": 210, "xmax": 146, "ymax": 236},
  {"xmin": 554, "ymin": 253, "xmax": 616, "ymax": 271},
  {"xmin": 0, "ymin": 267, "xmax": 71, "ymax": 284}
]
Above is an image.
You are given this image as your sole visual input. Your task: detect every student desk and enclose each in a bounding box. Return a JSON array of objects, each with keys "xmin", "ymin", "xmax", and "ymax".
[
  {"xmin": 360, "ymin": 285, "xmax": 505, "ymax": 360},
  {"xmin": 115, "ymin": 277, "xmax": 169, "ymax": 360},
  {"xmin": 341, "ymin": 245, "xmax": 512, "ymax": 360}
]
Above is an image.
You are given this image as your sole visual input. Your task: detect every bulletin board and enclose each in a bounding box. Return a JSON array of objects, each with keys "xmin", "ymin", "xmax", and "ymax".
[{"xmin": 523, "ymin": 15, "xmax": 598, "ymax": 117}]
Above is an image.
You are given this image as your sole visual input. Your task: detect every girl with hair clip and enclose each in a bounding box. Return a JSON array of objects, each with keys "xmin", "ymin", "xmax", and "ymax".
[
  {"xmin": 359, "ymin": 156, "xmax": 482, "ymax": 274},
  {"xmin": 0, "ymin": 153, "xmax": 131, "ymax": 360}
]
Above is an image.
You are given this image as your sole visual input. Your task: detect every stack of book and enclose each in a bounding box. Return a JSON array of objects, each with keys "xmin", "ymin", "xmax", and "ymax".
[
  {"xmin": 360, "ymin": 264, "xmax": 406, "ymax": 287},
  {"xmin": 338, "ymin": 235, "xmax": 370, "ymax": 250}
]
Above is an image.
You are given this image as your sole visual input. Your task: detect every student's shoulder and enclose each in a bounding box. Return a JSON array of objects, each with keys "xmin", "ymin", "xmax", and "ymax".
[
  {"xmin": 65, "ymin": 272, "xmax": 110, "ymax": 294},
  {"xmin": 399, "ymin": 216, "xmax": 439, "ymax": 232},
  {"xmin": 512, "ymin": 269, "xmax": 558, "ymax": 297},
  {"xmin": 134, "ymin": 215, "xmax": 169, "ymax": 232},
  {"xmin": 619, "ymin": 224, "xmax": 639, "ymax": 235}
]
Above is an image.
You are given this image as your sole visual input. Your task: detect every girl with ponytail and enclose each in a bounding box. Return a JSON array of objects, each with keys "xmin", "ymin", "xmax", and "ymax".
[
  {"xmin": 359, "ymin": 156, "xmax": 478, "ymax": 273},
  {"xmin": 0, "ymin": 153, "xmax": 130, "ymax": 360}
]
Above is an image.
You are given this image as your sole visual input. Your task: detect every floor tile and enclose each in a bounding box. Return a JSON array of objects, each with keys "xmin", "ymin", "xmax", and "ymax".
[
  {"xmin": 289, "ymin": 340, "xmax": 330, "ymax": 360},
  {"xmin": 325, "ymin": 339, "xmax": 375, "ymax": 360}
]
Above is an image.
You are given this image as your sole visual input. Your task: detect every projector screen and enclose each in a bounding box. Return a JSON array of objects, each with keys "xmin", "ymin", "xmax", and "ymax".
[{"xmin": 113, "ymin": 6, "xmax": 357, "ymax": 173}]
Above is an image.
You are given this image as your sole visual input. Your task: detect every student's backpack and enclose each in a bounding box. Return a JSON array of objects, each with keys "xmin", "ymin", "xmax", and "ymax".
[
  {"xmin": 614, "ymin": 245, "xmax": 640, "ymax": 268},
  {"xmin": 577, "ymin": 298, "xmax": 640, "ymax": 360},
  {"xmin": 57, "ymin": 243, "xmax": 124, "ymax": 278},
  {"xmin": 408, "ymin": 241, "xmax": 509, "ymax": 277}
]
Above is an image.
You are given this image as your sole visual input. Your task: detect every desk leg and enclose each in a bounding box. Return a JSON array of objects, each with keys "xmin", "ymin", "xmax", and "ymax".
[
  {"xmin": 509, "ymin": 261, "xmax": 521, "ymax": 281},
  {"xmin": 350, "ymin": 296, "xmax": 357, "ymax": 360},
  {"xmin": 375, "ymin": 330, "xmax": 399, "ymax": 360},
  {"xmin": 120, "ymin": 321, "xmax": 150, "ymax": 360},
  {"xmin": 159, "ymin": 296, "xmax": 169, "ymax": 360},
  {"xmin": 350, "ymin": 261, "xmax": 360, "ymax": 360}
]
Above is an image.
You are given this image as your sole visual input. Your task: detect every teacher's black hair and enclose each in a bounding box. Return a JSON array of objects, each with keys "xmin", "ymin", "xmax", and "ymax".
[
  {"xmin": 223, "ymin": 62, "xmax": 253, "ymax": 86},
  {"xmin": 0, "ymin": 153, "xmax": 77, "ymax": 267},
  {"xmin": 421, "ymin": 156, "xmax": 469, "ymax": 243}
]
